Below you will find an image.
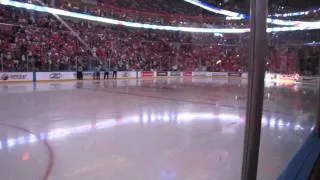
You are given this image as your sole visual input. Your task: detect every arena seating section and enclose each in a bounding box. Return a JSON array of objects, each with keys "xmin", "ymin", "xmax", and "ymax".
[{"xmin": 0, "ymin": 1, "xmax": 319, "ymax": 75}]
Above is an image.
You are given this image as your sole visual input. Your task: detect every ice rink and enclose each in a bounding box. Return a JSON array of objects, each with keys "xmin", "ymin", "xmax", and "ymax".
[{"xmin": 0, "ymin": 77, "xmax": 317, "ymax": 180}]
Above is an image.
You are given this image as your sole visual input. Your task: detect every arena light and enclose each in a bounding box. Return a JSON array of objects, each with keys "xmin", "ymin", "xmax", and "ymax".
[
  {"xmin": 304, "ymin": 41, "xmax": 320, "ymax": 46},
  {"xmin": 226, "ymin": 16, "xmax": 243, "ymax": 20},
  {"xmin": 0, "ymin": 0, "xmax": 248, "ymax": 33},
  {"xmin": 183, "ymin": 0, "xmax": 244, "ymax": 18},
  {"xmin": 0, "ymin": 0, "xmax": 320, "ymax": 33},
  {"xmin": 268, "ymin": 21, "xmax": 320, "ymax": 32},
  {"xmin": 271, "ymin": 8, "xmax": 320, "ymax": 17},
  {"xmin": 183, "ymin": 0, "xmax": 314, "ymax": 26}
]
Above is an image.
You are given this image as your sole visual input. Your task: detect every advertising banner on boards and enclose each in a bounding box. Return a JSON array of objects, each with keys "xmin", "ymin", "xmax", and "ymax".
[
  {"xmin": 142, "ymin": 71, "xmax": 154, "ymax": 77},
  {"xmin": 36, "ymin": 72, "xmax": 75, "ymax": 81},
  {"xmin": 0, "ymin": 72, "xmax": 33, "ymax": 82},
  {"xmin": 169, "ymin": 71, "xmax": 182, "ymax": 77},
  {"xmin": 277, "ymin": 74, "xmax": 299, "ymax": 81},
  {"xmin": 212, "ymin": 72, "xmax": 228, "ymax": 77},
  {"xmin": 156, "ymin": 72, "xmax": 168, "ymax": 77},
  {"xmin": 80, "ymin": 72, "xmax": 94, "ymax": 80},
  {"xmin": 228, "ymin": 72, "xmax": 242, "ymax": 77},
  {"xmin": 192, "ymin": 72, "xmax": 212, "ymax": 77},
  {"xmin": 183, "ymin": 72, "xmax": 192, "ymax": 76},
  {"xmin": 115, "ymin": 71, "xmax": 137, "ymax": 78}
]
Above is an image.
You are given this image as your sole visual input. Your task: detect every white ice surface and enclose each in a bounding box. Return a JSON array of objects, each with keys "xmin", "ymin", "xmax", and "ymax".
[{"xmin": 0, "ymin": 78, "xmax": 317, "ymax": 180}]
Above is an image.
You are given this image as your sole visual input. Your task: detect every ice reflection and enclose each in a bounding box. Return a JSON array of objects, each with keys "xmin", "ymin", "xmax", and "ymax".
[{"xmin": 0, "ymin": 111, "xmax": 313, "ymax": 150}]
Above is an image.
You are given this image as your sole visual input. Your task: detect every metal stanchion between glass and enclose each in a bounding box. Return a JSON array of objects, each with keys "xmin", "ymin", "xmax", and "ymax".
[{"xmin": 241, "ymin": 0, "xmax": 268, "ymax": 179}]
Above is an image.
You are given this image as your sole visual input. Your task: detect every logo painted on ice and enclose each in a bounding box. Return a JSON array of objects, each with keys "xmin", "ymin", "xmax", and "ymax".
[{"xmin": 49, "ymin": 73, "xmax": 62, "ymax": 79}]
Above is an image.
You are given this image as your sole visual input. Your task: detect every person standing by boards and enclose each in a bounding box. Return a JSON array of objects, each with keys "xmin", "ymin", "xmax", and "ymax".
[
  {"xmin": 103, "ymin": 65, "xmax": 109, "ymax": 80},
  {"xmin": 94, "ymin": 65, "xmax": 101, "ymax": 80},
  {"xmin": 77, "ymin": 65, "xmax": 83, "ymax": 80},
  {"xmin": 112, "ymin": 65, "xmax": 118, "ymax": 79}
]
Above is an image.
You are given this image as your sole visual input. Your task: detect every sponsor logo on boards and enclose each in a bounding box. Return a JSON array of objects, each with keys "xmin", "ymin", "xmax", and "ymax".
[
  {"xmin": 123, "ymin": 72, "xmax": 129, "ymax": 77},
  {"xmin": 228, "ymin": 72, "xmax": 242, "ymax": 77},
  {"xmin": 49, "ymin": 73, "xmax": 62, "ymax": 79},
  {"xmin": 277, "ymin": 74, "xmax": 299, "ymax": 81},
  {"xmin": 1, "ymin": 73, "xmax": 9, "ymax": 80},
  {"xmin": 183, "ymin": 72, "xmax": 192, "ymax": 76},
  {"xmin": 301, "ymin": 77, "xmax": 314, "ymax": 81},
  {"xmin": 170, "ymin": 72, "xmax": 181, "ymax": 77},
  {"xmin": 142, "ymin": 71, "xmax": 154, "ymax": 77},
  {"xmin": 156, "ymin": 72, "xmax": 168, "ymax": 77},
  {"xmin": 212, "ymin": 72, "xmax": 228, "ymax": 77},
  {"xmin": 192, "ymin": 72, "xmax": 208, "ymax": 76},
  {"xmin": 0, "ymin": 73, "xmax": 27, "ymax": 80}
]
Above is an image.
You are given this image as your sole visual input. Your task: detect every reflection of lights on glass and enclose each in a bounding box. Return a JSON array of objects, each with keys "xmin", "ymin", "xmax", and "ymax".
[
  {"xmin": 163, "ymin": 114, "xmax": 170, "ymax": 122},
  {"xmin": 198, "ymin": 113, "xmax": 215, "ymax": 119},
  {"xmin": 262, "ymin": 117, "xmax": 267, "ymax": 126},
  {"xmin": 278, "ymin": 119, "xmax": 284, "ymax": 127},
  {"xmin": 0, "ymin": 141, "xmax": 2, "ymax": 150},
  {"xmin": 294, "ymin": 124, "xmax": 303, "ymax": 131},
  {"xmin": 269, "ymin": 118, "xmax": 276, "ymax": 128},
  {"xmin": 218, "ymin": 114, "xmax": 240, "ymax": 121},
  {"xmin": 40, "ymin": 133, "xmax": 46, "ymax": 140},
  {"xmin": 278, "ymin": 124, "xmax": 283, "ymax": 130},
  {"xmin": 311, "ymin": 125, "xmax": 315, "ymax": 131},
  {"xmin": 127, "ymin": 115, "xmax": 140, "ymax": 123},
  {"xmin": 96, "ymin": 120, "xmax": 116, "ymax": 129},
  {"xmin": 1, "ymin": 112, "xmax": 306, "ymax": 151},
  {"xmin": 72, "ymin": 125, "xmax": 91, "ymax": 133},
  {"xmin": 142, "ymin": 115, "xmax": 148, "ymax": 124},
  {"xmin": 47, "ymin": 128, "xmax": 71, "ymax": 140},
  {"xmin": 7, "ymin": 139, "xmax": 16, "ymax": 148},
  {"xmin": 29, "ymin": 134, "xmax": 37, "ymax": 143},
  {"xmin": 150, "ymin": 114, "xmax": 156, "ymax": 122},
  {"xmin": 286, "ymin": 122, "xmax": 290, "ymax": 128},
  {"xmin": 17, "ymin": 136, "xmax": 25, "ymax": 145},
  {"xmin": 177, "ymin": 112, "xmax": 215, "ymax": 122},
  {"xmin": 177, "ymin": 112, "xmax": 194, "ymax": 122}
]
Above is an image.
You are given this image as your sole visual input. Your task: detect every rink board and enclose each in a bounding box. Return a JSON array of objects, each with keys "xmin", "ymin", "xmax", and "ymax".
[{"xmin": 0, "ymin": 71, "xmax": 317, "ymax": 84}]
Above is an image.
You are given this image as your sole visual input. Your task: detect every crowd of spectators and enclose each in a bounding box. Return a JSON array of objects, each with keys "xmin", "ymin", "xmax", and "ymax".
[
  {"xmin": 0, "ymin": 5, "xmax": 247, "ymax": 72},
  {"xmin": 0, "ymin": 3, "xmax": 319, "ymax": 74}
]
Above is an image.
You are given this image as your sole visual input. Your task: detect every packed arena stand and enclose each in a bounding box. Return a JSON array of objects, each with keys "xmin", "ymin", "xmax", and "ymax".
[
  {"xmin": 0, "ymin": 5, "xmax": 246, "ymax": 72},
  {"xmin": 0, "ymin": 3, "xmax": 319, "ymax": 75}
]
